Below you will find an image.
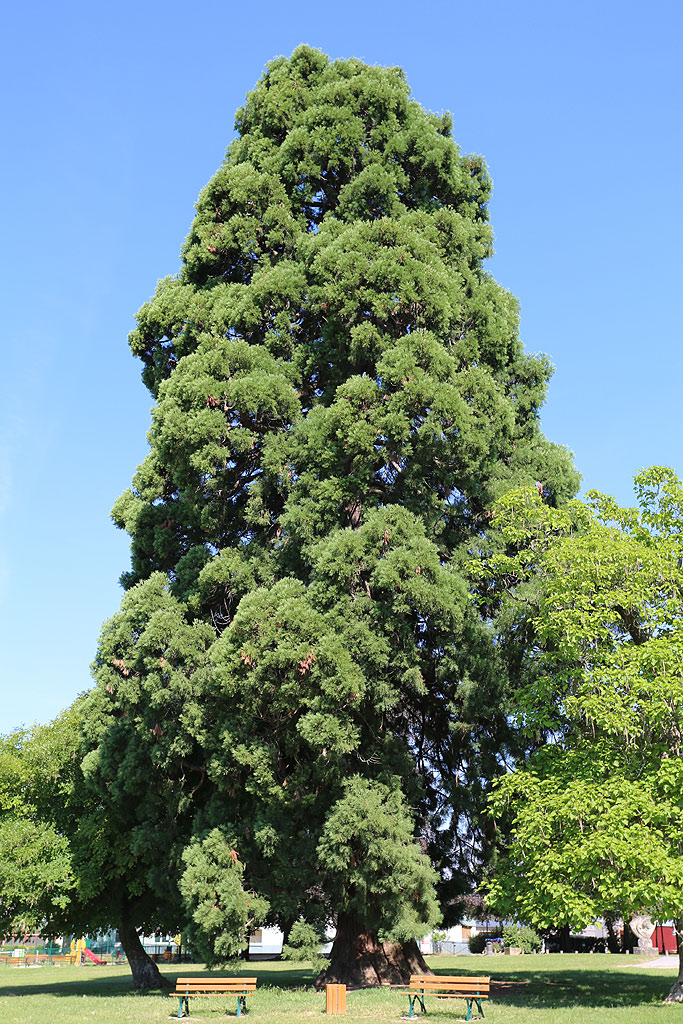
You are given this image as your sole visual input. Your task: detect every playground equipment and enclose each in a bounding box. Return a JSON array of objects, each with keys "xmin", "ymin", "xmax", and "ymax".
[
  {"xmin": 82, "ymin": 947, "xmax": 106, "ymax": 965},
  {"xmin": 70, "ymin": 938, "xmax": 105, "ymax": 965},
  {"xmin": 71, "ymin": 937, "xmax": 87, "ymax": 962}
]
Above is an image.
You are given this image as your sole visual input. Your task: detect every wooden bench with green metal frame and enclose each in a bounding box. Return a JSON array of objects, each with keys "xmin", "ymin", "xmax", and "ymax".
[
  {"xmin": 405, "ymin": 974, "xmax": 490, "ymax": 1021},
  {"xmin": 172, "ymin": 976, "xmax": 257, "ymax": 1018}
]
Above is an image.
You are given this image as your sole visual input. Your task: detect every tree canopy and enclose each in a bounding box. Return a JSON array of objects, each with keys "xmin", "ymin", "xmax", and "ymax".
[
  {"xmin": 0, "ymin": 726, "xmax": 74, "ymax": 937},
  {"xmin": 64, "ymin": 45, "xmax": 578, "ymax": 987},
  {"xmin": 481, "ymin": 467, "xmax": 683, "ymax": 1002}
]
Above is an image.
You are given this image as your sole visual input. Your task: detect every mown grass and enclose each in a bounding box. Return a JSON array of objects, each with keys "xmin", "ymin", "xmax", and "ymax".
[{"xmin": 0, "ymin": 953, "xmax": 679, "ymax": 1023}]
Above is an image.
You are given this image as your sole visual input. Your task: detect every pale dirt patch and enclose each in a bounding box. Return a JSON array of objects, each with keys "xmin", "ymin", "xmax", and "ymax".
[{"xmin": 628, "ymin": 955, "xmax": 678, "ymax": 969}]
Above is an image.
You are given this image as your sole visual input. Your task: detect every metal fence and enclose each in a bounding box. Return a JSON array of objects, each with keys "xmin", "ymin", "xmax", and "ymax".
[{"xmin": 432, "ymin": 941, "xmax": 471, "ymax": 955}]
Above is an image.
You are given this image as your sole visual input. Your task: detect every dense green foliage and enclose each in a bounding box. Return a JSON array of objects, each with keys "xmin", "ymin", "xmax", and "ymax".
[
  {"xmin": 317, "ymin": 776, "xmax": 440, "ymax": 941},
  {"xmin": 0, "ymin": 729, "xmax": 73, "ymax": 935},
  {"xmin": 468, "ymin": 932, "xmax": 489, "ymax": 953},
  {"xmin": 179, "ymin": 829, "xmax": 269, "ymax": 965},
  {"xmin": 280, "ymin": 920, "xmax": 327, "ymax": 971},
  {"xmin": 70, "ymin": 46, "xmax": 578, "ymax": 967},
  {"xmin": 482, "ymin": 469, "xmax": 683, "ymax": 941},
  {"xmin": 502, "ymin": 924, "xmax": 542, "ymax": 953}
]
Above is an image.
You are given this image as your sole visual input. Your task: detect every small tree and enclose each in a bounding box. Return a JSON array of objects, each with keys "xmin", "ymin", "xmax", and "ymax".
[
  {"xmin": 481, "ymin": 468, "xmax": 683, "ymax": 1002},
  {"xmin": 281, "ymin": 920, "xmax": 327, "ymax": 973},
  {"xmin": 179, "ymin": 829, "xmax": 269, "ymax": 965}
]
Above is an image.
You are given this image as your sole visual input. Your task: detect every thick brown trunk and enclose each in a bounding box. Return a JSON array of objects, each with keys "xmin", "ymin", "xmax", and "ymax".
[
  {"xmin": 316, "ymin": 911, "xmax": 432, "ymax": 989},
  {"xmin": 664, "ymin": 918, "xmax": 683, "ymax": 1003},
  {"xmin": 117, "ymin": 921, "xmax": 172, "ymax": 990}
]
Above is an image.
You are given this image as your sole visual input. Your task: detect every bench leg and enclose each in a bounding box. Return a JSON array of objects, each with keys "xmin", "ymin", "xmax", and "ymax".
[
  {"xmin": 465, "ymin": 998, "xmax": 485, "ymax": 1021},
  {"xmin": 236, "ymin": 994, "xmax": 248, "ymax": 1016},
  {"xmin": 176, "ymin": 996, "xmax": 189, "ymax": 1018},
  {"xmin": 407, "ymin": 994, "xmax": 426, "ymax": 1017}
]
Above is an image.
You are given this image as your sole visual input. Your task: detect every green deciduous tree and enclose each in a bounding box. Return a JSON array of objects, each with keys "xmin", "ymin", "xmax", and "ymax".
[
  {"xmin": 82, "ymin": 46, "xmax": 577, "ymax": 986},
  {"xmin": 0, "ymin": 729, "xmax": 73, "ymax": 936},
  {"xmin": 481, "ymin": 467, "xmax": 683, "ymax": 1002},
  {"xmin": 7, "ymin": 606, "xmax": 211, "ymax": 989}
]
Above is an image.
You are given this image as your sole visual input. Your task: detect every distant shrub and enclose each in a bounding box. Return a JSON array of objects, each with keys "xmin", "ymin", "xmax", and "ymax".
[
  {"xmin": 468, "ymin": 933, "xmax": 487, "ymax": 954},
  {"xmin": 502, "ymin": 924, "xmax": 541, "ymax": 953}
]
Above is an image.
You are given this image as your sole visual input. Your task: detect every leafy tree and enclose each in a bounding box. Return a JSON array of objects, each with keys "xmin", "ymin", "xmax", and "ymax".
[
  {"xmin": 0, "ymin": 697, "xmax": 194, "ymax": 989},
  {"xmin": 501, "ymin": 924, "xmax": 541, "ymax": 953},
  {"xmin": 85, "ymin": 46, "xmax": 578, "ymax": 986},
  {"xmin": 481, "ymin": 467, "xmax": 683, "ymax": 1002},
  {"xmin": 11, "ymin": 604, "xmax": 212, "ymax": 989},
  {"xmin": 0, "ymin": 730, "xmax": 73, "ymax": 936}
]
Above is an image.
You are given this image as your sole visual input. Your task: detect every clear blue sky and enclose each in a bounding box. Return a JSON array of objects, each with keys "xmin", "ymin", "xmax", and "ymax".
[{"xmin": 2, "ymin": 0, "xmax": 681, "ymax": 731}]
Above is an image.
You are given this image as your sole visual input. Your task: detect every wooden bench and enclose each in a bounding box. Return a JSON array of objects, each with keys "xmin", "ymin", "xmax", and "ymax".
[
  {"xmin": 405, "ymin": 974, "xmax": 490, "ymax": 1021},
  {"xmin": 172, "ymin": 976, "xmax": 257, "ymax": 1018}
]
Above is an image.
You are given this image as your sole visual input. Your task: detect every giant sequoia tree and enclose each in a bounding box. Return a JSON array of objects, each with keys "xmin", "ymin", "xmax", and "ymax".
[{"xmin": 84, "ymin": 46, "xmax": 578, "ymax": 987}]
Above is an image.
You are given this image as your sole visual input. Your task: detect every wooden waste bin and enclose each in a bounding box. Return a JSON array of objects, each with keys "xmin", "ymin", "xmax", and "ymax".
[{"xmin": 325, "ymin": 983, "xmax": 346, "ymax": 1014}]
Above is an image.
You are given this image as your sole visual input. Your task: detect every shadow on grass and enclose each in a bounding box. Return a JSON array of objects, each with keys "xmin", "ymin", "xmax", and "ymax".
[
  {"xmin": 0, "ymin": 964, "xmax": 315, "ymax": 1000},
  {"xmin": 2, "ymin": 960, "xmax": 675, "ymax": 1009},
  {"xmin": 428, "ymin": 965, "xmax": 673, "ymax": 1010}
]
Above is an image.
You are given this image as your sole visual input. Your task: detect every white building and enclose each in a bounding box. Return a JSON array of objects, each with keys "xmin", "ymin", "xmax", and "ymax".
[{"xmin": 419, "ymin": 923, "xmax": 480, "ymax": 955}]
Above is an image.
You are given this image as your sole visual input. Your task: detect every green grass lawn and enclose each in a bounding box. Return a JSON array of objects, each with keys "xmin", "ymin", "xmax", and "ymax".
[{"xmin": 0, "ymin": 954, "xmax": 680, "ymax": 1024}]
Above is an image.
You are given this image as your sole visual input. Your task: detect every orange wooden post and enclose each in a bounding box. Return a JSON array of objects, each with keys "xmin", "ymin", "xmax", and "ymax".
[{"xmin": 325, "ymin": 983, "xmax": 346, "ymax": 1014}]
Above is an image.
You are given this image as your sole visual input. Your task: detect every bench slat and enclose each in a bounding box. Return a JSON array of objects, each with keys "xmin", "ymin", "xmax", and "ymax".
[
  {"xmin": 175, "ymin": 985, "xmax": 257, "ymax": 991},
  {"xmin": 176, "ymin": 978, "xmax": 259, "ymax": 987},
  {"xmin": 410, "ymin": 990, "xmax": 490, "ymax": 995},
  {"xmin": 410, "ymin": 976, "xmax": 489, "ymax": 987},
  {"xmin": 175, "ymin": 985, "xmax": 256, "ymax": 991},
  {"xmin": 410, "ymin": 975, "xmax": 490, "ymax": 982},
  {"xmin": 176, "ymin": 978, "xmax": 256, "ymax": 984},
  {"xmin": 412, "ymin": 991, "xmax": 490, "ymax": 999},
  {"xmin": 412, "ymin": 983, "xmax": 490, "ymax": 991},
  {"xmin": 175, "ymin": 985, "xmax": 257, "ymax": 990},
  {"xmin": 176, "ymin": 992, "xmax": 256, "ymax": 997},
  {"xmin": 174, "ymin": 977, "xmax": 257, "ymax": 994}
]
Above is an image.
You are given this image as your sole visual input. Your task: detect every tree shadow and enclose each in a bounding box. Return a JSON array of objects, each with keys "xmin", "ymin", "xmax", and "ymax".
[
  {"xmin": 3, "ymin": 960, "xmax": 673, "ymax": 1008},
  {"xmin": 0, "ymin": 963, "xmax": 314, "ymax": 999},
  {"xmin": 429, "ymin": 964, "xmax": 673, "ymax": 1010},
  {"xmin": 0, "ymin": 970, "xmax": 137, "ymax": 999}
]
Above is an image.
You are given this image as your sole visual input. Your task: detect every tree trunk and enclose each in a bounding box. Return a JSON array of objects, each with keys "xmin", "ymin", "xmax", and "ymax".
[
  {"xmin": 559, "ymin": 924, "xmax": 570, "ymax": 952},
  {"xmin": 664, "ymin": 917, "xmax": 683, "ymax": 1003},
  {"xmin": 117, "ymin": 921, "xmax": 172, "ymax": 990},
  {"xmin": 316, "ymin": 911, "xmax": 432, "ymax": 989},
  {"xmin": 604, "ymin": 915, "xmax": 622, "ymax": 954}
]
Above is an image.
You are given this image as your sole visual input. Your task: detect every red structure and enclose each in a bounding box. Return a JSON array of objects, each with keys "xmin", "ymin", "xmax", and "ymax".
[{"xmin": 653, "ymin": 923, "xmax": 678, "ymax": 955}]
